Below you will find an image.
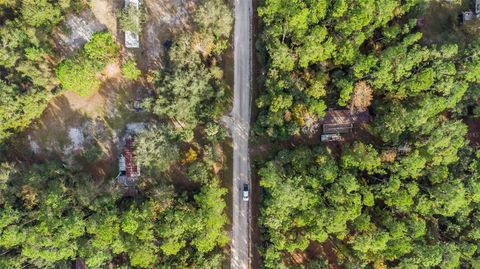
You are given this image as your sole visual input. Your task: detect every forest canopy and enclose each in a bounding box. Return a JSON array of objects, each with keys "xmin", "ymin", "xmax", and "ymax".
[{"xmin": 256, "ymin": 0, "xmax": 480, "ymax": 268}]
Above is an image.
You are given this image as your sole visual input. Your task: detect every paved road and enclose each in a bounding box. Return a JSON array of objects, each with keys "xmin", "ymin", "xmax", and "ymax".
[{"xmin": 230, "ymin": 0, "xmax": 253, "ymax": 268}]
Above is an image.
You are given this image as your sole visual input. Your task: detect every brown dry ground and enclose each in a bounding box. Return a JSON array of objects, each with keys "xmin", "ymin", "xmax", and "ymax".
[{"xmin": 281, "ymin": 241, "xmax": 343, "ymax": 269}]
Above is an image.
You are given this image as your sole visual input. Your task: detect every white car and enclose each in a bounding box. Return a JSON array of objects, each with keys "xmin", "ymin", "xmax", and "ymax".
[{"xmin": 242, "ymin": 183, "xmax": 249, "ymax": 202}]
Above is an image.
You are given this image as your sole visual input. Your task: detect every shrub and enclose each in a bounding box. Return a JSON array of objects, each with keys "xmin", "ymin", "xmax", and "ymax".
[
  {"xmin": 84, "ymin": 32, "xmax": 119, "ymax": 64},
  {"xmin": 56, "ymin": 58, "xmax": 101, "ymax": 96},
  {"xmin": 187, "ymin": 161, "xmax": 210, "ymax": 184},
  {"xmin": 121, "ymin": 59, "xmax": 141, "ymax": 80},
  {"xmin": 82, "ymin": 143, "xmax": 103, "ymax": 162}
]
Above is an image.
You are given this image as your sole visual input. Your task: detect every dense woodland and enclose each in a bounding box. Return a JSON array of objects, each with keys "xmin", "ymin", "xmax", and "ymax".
[
  {"xmin": 5, "ymin": 0, "xmax": 480, "ymax": 268},
  {"xmin": 256, "ymin": 0, "xmax": 480, "ymax": 268},
  {"xmin": 0, "ymin": 0, "xmax": 233, "ymax": 268}
]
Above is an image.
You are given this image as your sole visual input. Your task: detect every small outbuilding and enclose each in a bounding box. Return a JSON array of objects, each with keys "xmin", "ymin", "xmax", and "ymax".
[
  {"xmin": 319, "ymin": 109, "xmax": 370, "ymax": 142},
  {"xmin": 461, "ymin": 0, "xmax": 480, "ymax": 23},
  {"xmin": 397, "ymin": 145, "xmax": 412, "ymax": 155}
]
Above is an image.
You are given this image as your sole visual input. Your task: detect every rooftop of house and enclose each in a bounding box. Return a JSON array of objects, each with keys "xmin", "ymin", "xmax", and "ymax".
[
  {"xmin": 117, "ymin": 136, "xmax": 140, "ymax": 187},
  {"xmin": 124, "ymin": 137, "xmax": 139, "ymax": 178},
  {"xmin": 319, "ymin": 109, "xmax": 370, "ymax": 125}
]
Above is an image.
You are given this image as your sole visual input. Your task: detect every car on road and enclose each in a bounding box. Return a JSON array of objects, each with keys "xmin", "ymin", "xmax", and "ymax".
[{"xmin": 243, "ymin": 183, "xmax": 249, "ymax": 201}]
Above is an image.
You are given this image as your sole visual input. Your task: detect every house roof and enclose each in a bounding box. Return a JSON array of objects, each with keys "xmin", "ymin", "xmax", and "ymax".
[
  {"xmin": 319, "ymin": 109, "xmax": 370, "ymax": 125},
  {"xmin": 124, "ymin": 137, "xmax": 138, "ymax": 178}
]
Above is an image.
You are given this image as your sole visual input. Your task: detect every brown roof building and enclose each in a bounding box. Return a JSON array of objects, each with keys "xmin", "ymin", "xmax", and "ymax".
[
  {"xmin": 117, "ymin": 136, "xmax": 140, "ymax": 187},
  {"xmin": 319, "ymin": 109, "xmax": 370, "ymax": 135}
]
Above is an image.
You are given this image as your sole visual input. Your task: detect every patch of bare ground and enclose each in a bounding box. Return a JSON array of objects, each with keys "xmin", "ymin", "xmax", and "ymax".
[
  {"xmin": 135, "ymin": 0, "xmax": 197, "ymax": 70},
  {"xmin": 466, "ymin": 117, "xmax": 480, "ymax": 146},
  {"xmin": 54, "ymin": 9, "xmax": 107, "ymax": 56},
  {"xmin": 102, "ymin": 62, "xmax": 123, "ymax": 79},
  {"xmin": 88, "ymin": 0, "xmax": 197, "ymax": 71},
  {"xmin": 308, "ymin": 241, "xmax": 343, "ymax": 269},
  {"xmin": 90, "ymin": 0, "xmax": 121, "ymax": 36},
  {"xmin": 283, "ymin": 241, "xmax": 343, "ymax": 269}
]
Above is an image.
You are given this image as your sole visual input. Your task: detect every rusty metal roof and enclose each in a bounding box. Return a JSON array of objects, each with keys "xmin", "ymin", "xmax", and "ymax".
[{"xmin": 124, "ymin": 137, "xmax": 138, "ymax": 178}]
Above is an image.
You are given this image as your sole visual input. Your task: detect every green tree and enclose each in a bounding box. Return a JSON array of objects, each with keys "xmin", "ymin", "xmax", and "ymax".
[
  {"xmin": 342, "ymin": 142, "xmax": 381, "ymax": 174},
  {"xmin": 21, "ymin": 0, "xmax": 64, "ymax": 28},
  {"xmin": 194, "ymin": 0, "xmax": 233, "ymax": 40},
  {"xmin": 192, "ymin": 183, "xmax": 229, "ymax": 253},
  {"xmin": 121, "ymin": 59, "xmax": 142, "ymax": 80},
  {"xmin": 134, "ymin": 125, "xmax": 180, "ymax": 172},
  {"xmin": 0, "ymin": 81, "xmax": 50, "ymax": 142}
]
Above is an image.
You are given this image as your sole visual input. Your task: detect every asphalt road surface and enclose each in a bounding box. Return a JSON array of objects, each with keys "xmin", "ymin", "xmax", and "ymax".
[{"xmin": 230, "ymin": 0, "xmax": 253, "ymax": 268}]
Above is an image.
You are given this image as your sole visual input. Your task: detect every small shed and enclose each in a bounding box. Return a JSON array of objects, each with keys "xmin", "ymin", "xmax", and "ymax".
[{"xmin": 397, "ymin": 145, "xmax": 411, "ymax": 155}]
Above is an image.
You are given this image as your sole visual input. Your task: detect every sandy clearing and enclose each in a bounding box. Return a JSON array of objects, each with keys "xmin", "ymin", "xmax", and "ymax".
[
  {"xmin": 54, "ymin": 10, "xmax": 106, "ymax": 55},
  {"xmin": 90, "ymin": 0, "xmax": 120, "ymax": 35}
]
